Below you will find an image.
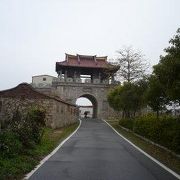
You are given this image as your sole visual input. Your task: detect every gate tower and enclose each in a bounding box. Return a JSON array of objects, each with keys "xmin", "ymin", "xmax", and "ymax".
[{"xmin": 53, "ymin": 54, "xmax": 119, "ymax": 118}]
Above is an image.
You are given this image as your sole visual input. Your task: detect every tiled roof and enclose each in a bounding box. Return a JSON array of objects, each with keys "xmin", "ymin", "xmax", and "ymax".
[
  {"xmin": 56, "ymin": 54, "xmax": 112, "ymax": 69},
  {"xmin": 0, "ymin": 83, "xmax": 76, "ymax": 107}
]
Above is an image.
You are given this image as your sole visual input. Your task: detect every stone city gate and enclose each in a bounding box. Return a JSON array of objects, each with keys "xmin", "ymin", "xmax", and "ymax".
[{"xmin": 52, "ymin": 54, "xmax": 119, "ymax": 119}]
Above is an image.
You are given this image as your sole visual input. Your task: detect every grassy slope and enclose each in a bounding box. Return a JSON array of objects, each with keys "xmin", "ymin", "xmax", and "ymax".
[
  {"xmin": 108, "ymin": 120, "xmax": 180, "ymax": 175},
  {"xmin": 0, "ymin": 122, "xmax": 79, "ymax": 180}
]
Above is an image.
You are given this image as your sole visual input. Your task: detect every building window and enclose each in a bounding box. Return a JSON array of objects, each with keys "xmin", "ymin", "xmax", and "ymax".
[{"xmin": 43, "ymin": 77, "xmax": 46, "ymax": 81}]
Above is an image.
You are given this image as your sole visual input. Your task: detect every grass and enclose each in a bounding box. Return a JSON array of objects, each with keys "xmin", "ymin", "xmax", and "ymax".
[
  {"xmin": 0, "ymin": 122, "xmax": 79, "ymax": 180},
  {"xmin": 108, "ymin": 120, "xmax": 180, "ymax": 175}
]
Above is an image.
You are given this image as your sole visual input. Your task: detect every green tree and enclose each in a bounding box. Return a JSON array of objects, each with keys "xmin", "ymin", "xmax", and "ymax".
[
  {"xmin": 108, "ymin": 82, "xmax": 146, "ymax": 118},
  {"xmin": 153, "ymin": 28, "xmax": 180, "ymax": 102},
  {"xmin": 145, "ymin": 75, "xmax": 166, "ymax": 118}
]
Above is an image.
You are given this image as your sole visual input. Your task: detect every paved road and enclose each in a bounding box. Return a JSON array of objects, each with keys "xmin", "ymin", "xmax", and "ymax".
[{"xmin": 29, "ymin": 118, "xmax": 179, "ymax": 180}]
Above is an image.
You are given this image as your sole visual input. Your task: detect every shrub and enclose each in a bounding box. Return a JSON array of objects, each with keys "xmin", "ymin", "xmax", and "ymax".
[
  {"xmin": 134, "ymin": 115, "xmax": 180, "ymax": 154},
  {"xmin": 0, "ymin": 131, "xmax": 22, "ymax": 157},
  {"xmin": 118, "ymin": 114, "xmax": 180, "ymax": 154},
  {"xmin": 134, "ymin": 114, "xmax": 162, "ymax": 142},
  {"xmin": 7, "ymin": 106, "xmax": 46, "ymax": 149},
  {"xmin": 119, "ymin": 118, "xmax": 134, "ymax": 130},
  {"xmin": 25, "ymin": 106, "xmax": 46, "ymax": 144},
  {"xmin": 158, "ymin": 116, "xmax": 180, "ymax": 153}
]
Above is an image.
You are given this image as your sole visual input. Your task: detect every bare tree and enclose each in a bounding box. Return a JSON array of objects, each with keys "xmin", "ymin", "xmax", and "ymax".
[{"xmin": 114, "ymin": 46, "xmax": 148, "ymax": 83}]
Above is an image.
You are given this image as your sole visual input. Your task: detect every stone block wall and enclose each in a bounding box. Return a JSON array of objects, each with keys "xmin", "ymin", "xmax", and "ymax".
[
  {"xmin": 51, "ymin": 82, "xmax": 117, "ymax": 119},
  {"xmin": 0, "ymin": 83, "xmax": 78, "ymax": 129}
]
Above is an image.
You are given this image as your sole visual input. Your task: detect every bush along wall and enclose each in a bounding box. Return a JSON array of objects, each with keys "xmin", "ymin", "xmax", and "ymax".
[
  {"xmin": 119, "ymin": 114, "xmax": 180, "ymax": 154},
  {"xmin": 0, "ymin": 106, "xmax": 46, "ymax": 157}
]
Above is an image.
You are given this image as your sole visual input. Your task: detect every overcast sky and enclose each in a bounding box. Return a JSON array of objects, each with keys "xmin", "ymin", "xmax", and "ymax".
[{"xmin": 0, "ymin": 0, "xmax": 180, "ymax": 94}]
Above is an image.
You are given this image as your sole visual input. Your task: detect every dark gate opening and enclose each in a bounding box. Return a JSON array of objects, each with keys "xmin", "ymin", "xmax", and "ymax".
[{"xmin": 76, "ymin": 94, "xmax": 98, "ymax": 118}]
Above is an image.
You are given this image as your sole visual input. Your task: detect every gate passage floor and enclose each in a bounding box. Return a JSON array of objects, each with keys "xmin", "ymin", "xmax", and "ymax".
[{"xmin": 29, "ymin": 118, "xmax": 178, "ymax": 180}]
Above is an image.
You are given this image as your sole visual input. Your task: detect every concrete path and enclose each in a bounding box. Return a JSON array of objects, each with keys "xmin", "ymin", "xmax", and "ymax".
[{"xmin": 29, "ymin": 118, "xmax": 179, "ymax": 180}]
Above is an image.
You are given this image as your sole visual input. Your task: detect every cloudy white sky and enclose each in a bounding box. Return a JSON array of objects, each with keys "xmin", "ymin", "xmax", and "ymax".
[{"xmin": 0, "ymin": 0, "xmax": 180, "ymax": 94}]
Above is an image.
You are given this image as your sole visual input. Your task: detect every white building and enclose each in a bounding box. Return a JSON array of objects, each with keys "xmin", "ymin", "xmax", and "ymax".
[{"xmin": 32, "ymin": 75, "xmax": 57, "ymax": 88}]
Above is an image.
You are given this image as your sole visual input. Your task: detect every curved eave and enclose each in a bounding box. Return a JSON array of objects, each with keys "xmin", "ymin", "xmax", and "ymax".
[{"xmin": 56, "ymin": 62, "xmax": 120, "ymax": 73}]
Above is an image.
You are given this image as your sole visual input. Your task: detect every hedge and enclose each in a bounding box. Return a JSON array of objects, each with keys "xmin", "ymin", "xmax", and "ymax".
[
  {"xmin": 119, "ymin": 118, "xmax": 134, "ymax": 130},
  {"xmin": 119, "ymin": 114, "xmax": 180, "ymax": 154}
]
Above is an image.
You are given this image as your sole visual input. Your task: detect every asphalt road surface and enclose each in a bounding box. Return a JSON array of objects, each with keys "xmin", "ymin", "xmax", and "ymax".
[{"xmin": 29, "ymin": 118, "xmax": 179, "ymax": 180}]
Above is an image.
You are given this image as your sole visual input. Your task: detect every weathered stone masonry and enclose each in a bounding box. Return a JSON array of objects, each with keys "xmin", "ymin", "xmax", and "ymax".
[{"xmin": 0, "ymin": 83, "xmax": 78, "ymax": 129}]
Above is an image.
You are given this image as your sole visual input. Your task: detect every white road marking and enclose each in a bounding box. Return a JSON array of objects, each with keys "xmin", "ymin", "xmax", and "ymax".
[
  {"xmin": 24, "ymin": 119, "xmax": 82, "ymax": 179},
  {"xmin": 103, "ymin": 120, "xmax": 180, "ymax": 180}
]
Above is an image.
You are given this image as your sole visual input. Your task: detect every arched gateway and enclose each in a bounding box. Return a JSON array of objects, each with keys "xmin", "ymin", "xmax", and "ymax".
[
  {"xmin": 52, "ymin": 54, "xmax": 119, "ymax": 119},
  {"xmin": 77, "ymin": 94, "xmax": 97, "ymax": 118}
]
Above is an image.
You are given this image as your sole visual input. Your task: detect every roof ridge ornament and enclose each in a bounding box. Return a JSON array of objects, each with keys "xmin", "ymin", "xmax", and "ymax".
[
  {"xmin": 94, "ymin": 55, "xmax": 98, "ymax": 65},
  {"xmin": 65, "ymin": 53, "xmax": 68, "ymax": 62},
  {"xmin": 77, "ymin": 54, "xmax": 80, "ymax": 64}
]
